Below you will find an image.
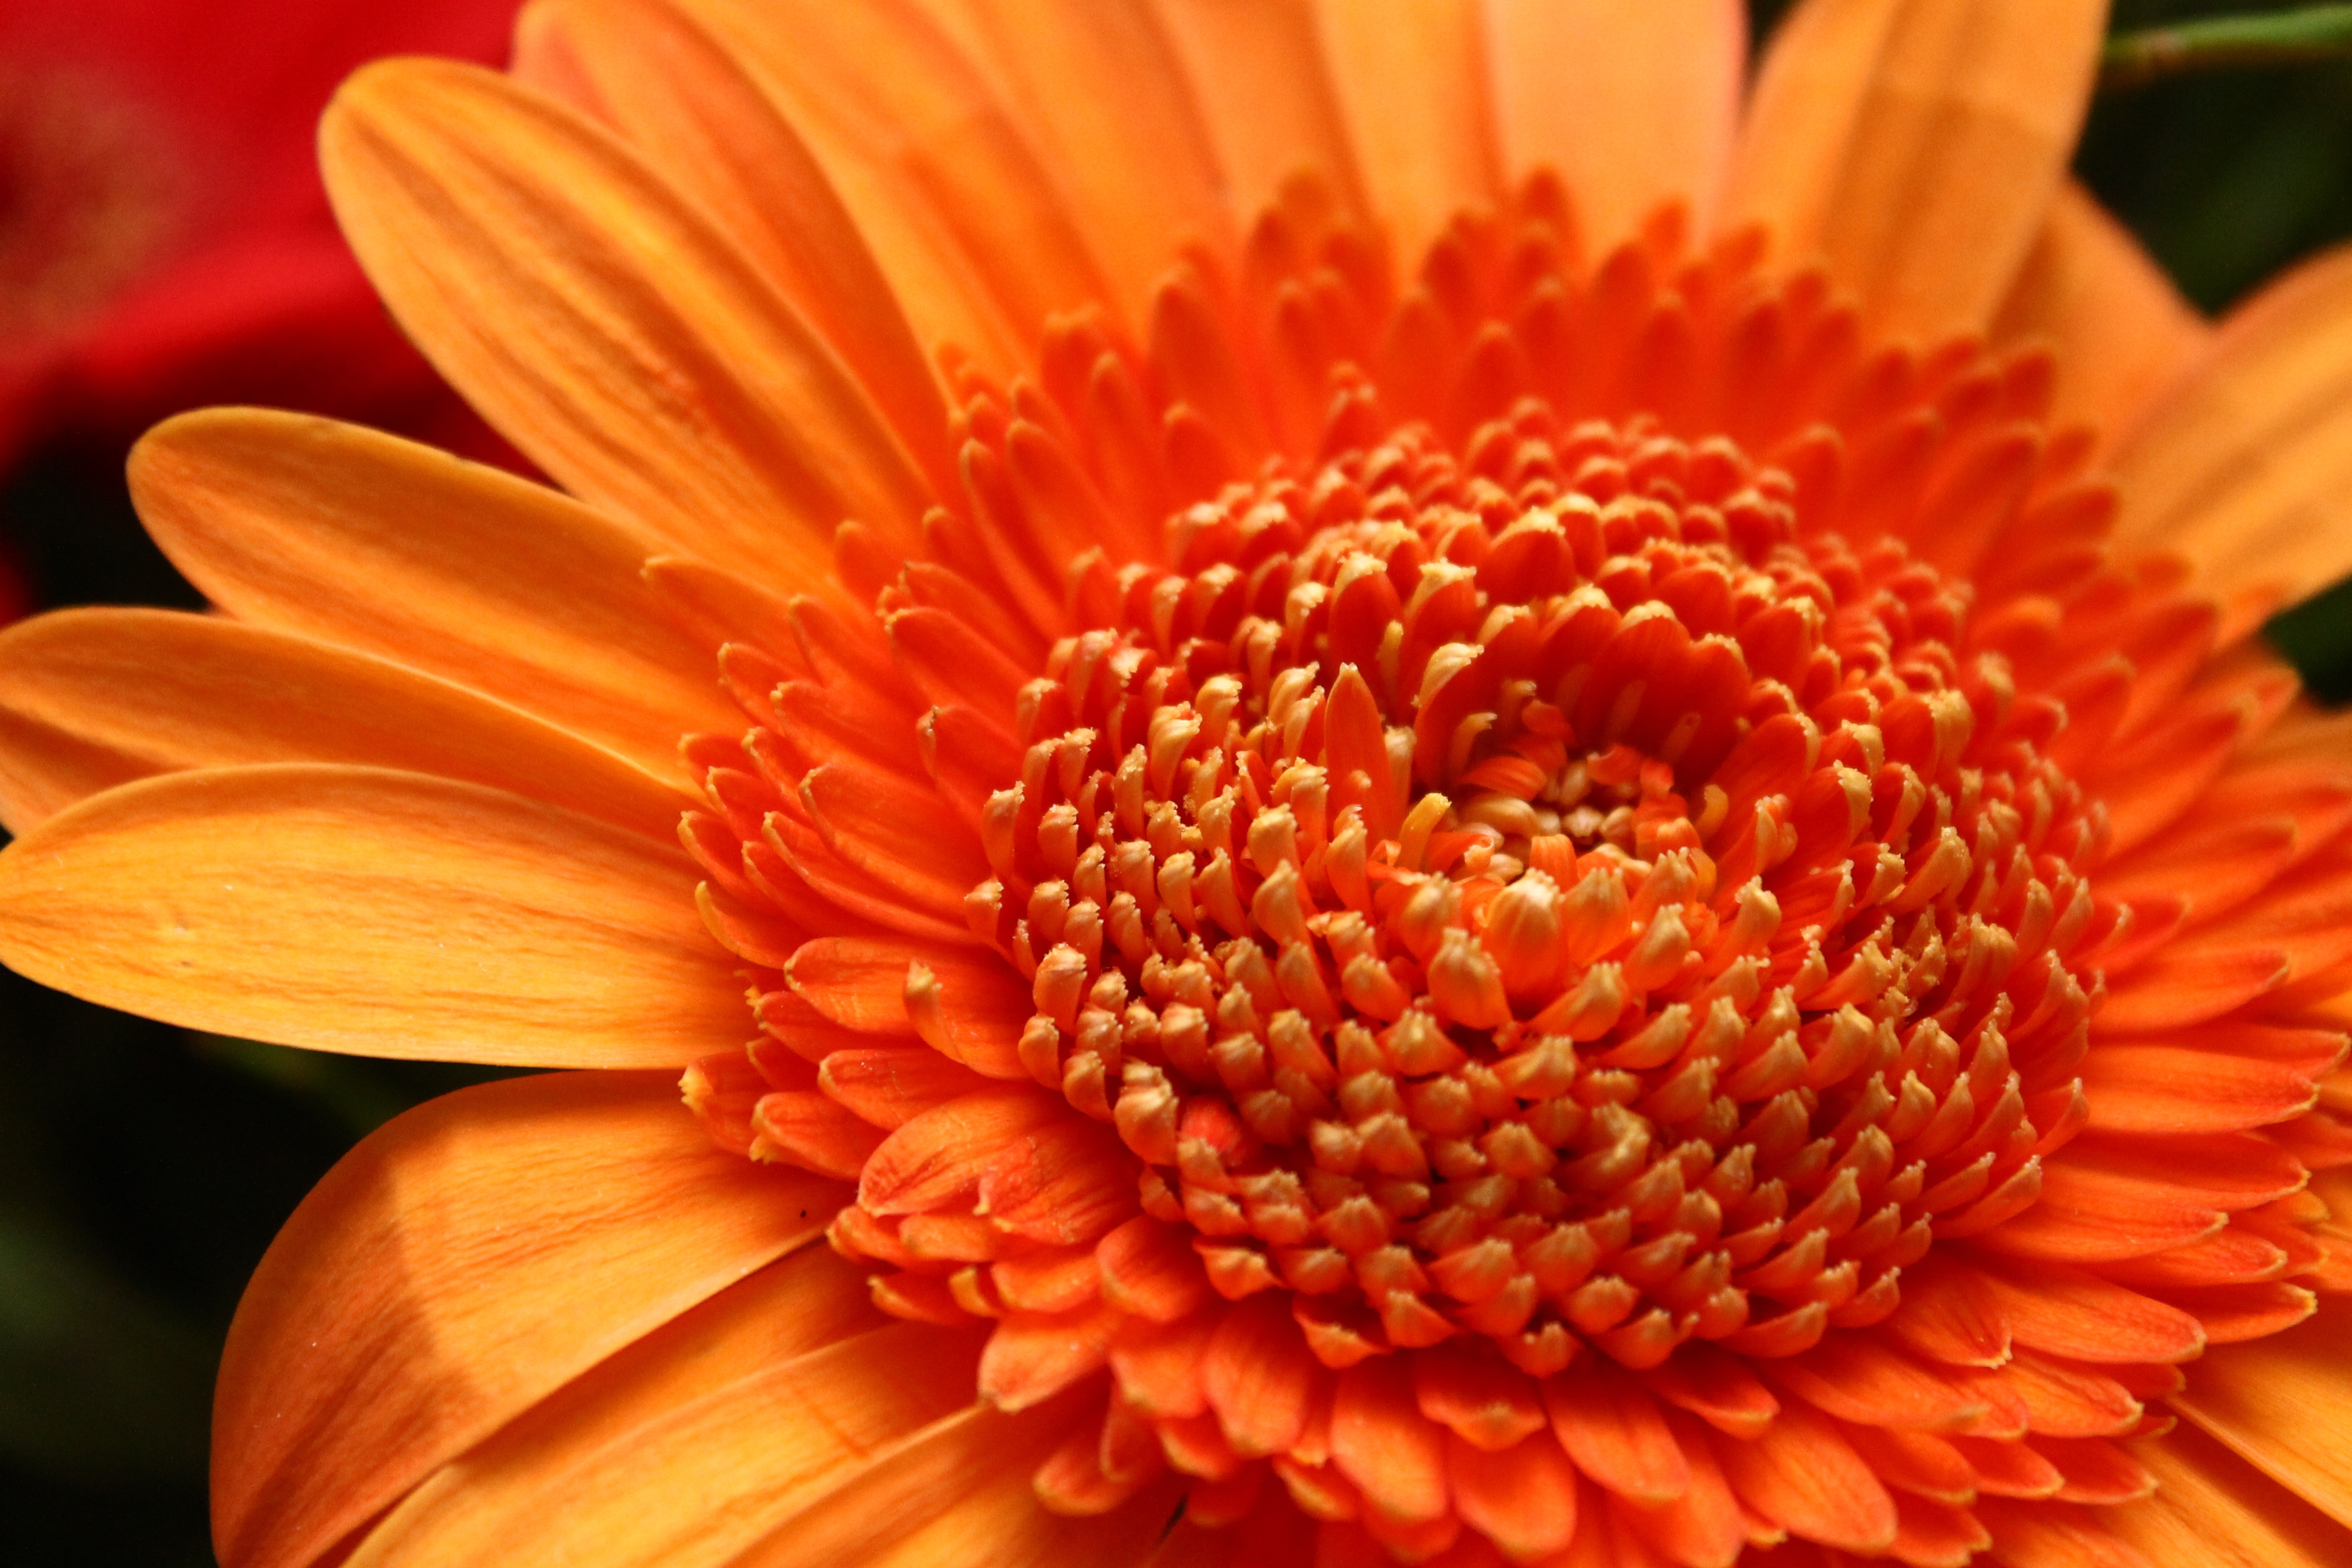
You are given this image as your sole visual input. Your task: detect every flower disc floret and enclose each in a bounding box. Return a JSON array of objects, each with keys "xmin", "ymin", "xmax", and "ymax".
[{"xmin": 942, "ymin": 411, "xmax": 2105, "ymax": 1377}]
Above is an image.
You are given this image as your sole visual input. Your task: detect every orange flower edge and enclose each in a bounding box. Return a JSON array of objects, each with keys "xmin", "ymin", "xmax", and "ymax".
[{"xmin": 672, "ymin": 180, "xmax": 2349, "ymax": 1565}]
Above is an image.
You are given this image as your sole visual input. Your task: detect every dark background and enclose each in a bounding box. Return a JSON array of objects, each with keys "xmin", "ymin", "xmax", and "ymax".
[{"xmin": 6, "ymin": 2, "xmax": 2352, "ymax": 1562}]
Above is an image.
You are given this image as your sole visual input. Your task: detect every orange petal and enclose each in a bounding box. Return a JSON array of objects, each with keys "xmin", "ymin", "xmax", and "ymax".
[
  {"xmin": 724, "ymin": 1396, "xmax": 1178, "ymax": 1568},
  {"xmin": 2173, "ymin": 1294, "xmax": 2352, "ymax": 1529},
  {"xmin": 2032, "ymin": 1437, "xmax": 2153, "ymax": 1506},
  {"xmin": 1483, "ymin": 0, "xmax": 1745, "ymax": 246},
  {"xmin": 320, "ymin": 57, "xmax": 933, "ymax": 581},
  {"xmin": 342, "ymin": 1271, "xmax": 961, "ymax": 1568},
  {"xmin": 1763, "ymin": 1335, "xmax": 1988, "ymax": 1433},
  {"xmin": 1725, "ymin": 0, "xmax": 2105, "ymax": 341},
  {"xmin": 978, "ymin": 1118, "xmax": 1139, "ymax": 1246},
  {"xmin": 1331, "ymin": 1354, "xmax": 1451, "ymax": 1524},
  {"xmin": 2175, "ymin": 1281, "xmax": 2323, "ymax": 1345},
  {"xmin": 2113, "ymin": 1420, "xmax": 2352, "ymax": 1565},
  {"xmin": 888, "ymin": 604, "xmax": 1035, "ymax": 720},
  {"xmin": 1145, "ymin": 1474, "xmax": 1320, "ymax": 1566},
  {"xmin": 1156, "ymin": 0, "xmax": 1369, "ymax": 225},
  {"xmin": 1097, "ymin": 1217, "xmax": 1214, "ymax": 1325},
  {"xmin": 1107, "ymin": 1312, "xmax": 1215, "ymax": 1419},
  {"xmin": 0, "ymin": 765, "xmax": 741, "ymax": 1065},
  {"xmin": 680, "ymin": 0, "xmax": 1112, "ymax": 360},
  {"xmin": 1975, "ymin": 1498, "xmax": 2150, "ymax": 1567},
  {"xmin": 129, "ymin": 410, "xmax": 741, "ymax": 786},
  {"xmin": 978, "ymin": 1298, "xmax": 1125, "ymax": 1411},
  {"xmin": 1412, "ymin": 1340, "xmax": 1545, "ymax": 1451},
  {"xmin": 1851, "ymin": 1422, "xmax": 1976, "ymax": 1506},
  {"xmin": 766, "ymin": 808, "xmax": 973, "ymax": 946},
  {"xmin": 1544, "ymin": 1357, "xmax": 1690, "ymax": 1505},
  {"xmin": 1313, "ymin": 0, "xmax": 1501, "ymax": 272},
  {"xmin": 1448, "ymin": 1428, "xmax": 1578, "ymax": 1560},
  {"xmin": 1709, "ymin": 1400, "xmax": 1897, "ymax": 1553},
  {"xmin": 752, "ymin": 1088, "xmax": 888, "ymax": 1178},
  {"xmin": 800, "ymin": 760, "xmax": 992, "ymax": 920},
  {"xmin": 2100, "ymin": 817, "xmax": 2301, "ymax": 936},
  {"xmin": 1974, "ymin": 1163, "xmax": 2230, "ymax": 1266},
  {"xmin": 905, "ymin": 950, "xmax": 1036, "ymax": 1079},
  {"xmin": 1886, "ymin": 1491, "xmax": 1991, "ymax": 1567},
  {"xmin": 213, "ymin": 1071, "xmax": 845, "ymax": 1568},
  {"xmin": 787, "ymin": 934, "xmax": 948, "ymax": 1036},
  {"xmin": 513, "ymin": 0, "xmax": 958, "ymax": 502},
  {"xmin": 859, "ymin": 1084, "xmax": 1069, "ymax": 1215},
  {"xmin": 819, "ymin": 1047, "xmax": 991, "ymax": 1129},
  {"xmin": 1965, "ymin": 1261, "xmax": 2206, "ymax": 1366},
  {"xmin": 1612, "ymin": 1409, "xmax": 1748, "ymax": 1567},
  {"xmin": 1198, "ymin": 1295, "xmax": 1321, "ymax": 1457},
  {"xmin": 2108, "ymin": 242, "xmax": 2352, "ymax": 613},
  {"xmin": 1883, "ymin": 1256, "xmax": 2013, "ymax": 1369},
  {"xmin": 1984, "ymin": 1352, "xmax": 2143, "ymax": 1441},
  {"xmin": 2151, "ymin": 846, "xmax": 2352, "ymax": 990},
  {"xmin": 2099, "ymin": 945, "xmax": 2291, "ymax": 1035},
  {"xmin": 1990, "ymin": 181, "xmax": 2208, "ymax": 443},
  {"xmin": 957, "ymin": 0, "xmax": 1232, "ymax": 322},
  {"xmin": 0, "ymin": 608, "xmax": 684, "ymax": 840}
]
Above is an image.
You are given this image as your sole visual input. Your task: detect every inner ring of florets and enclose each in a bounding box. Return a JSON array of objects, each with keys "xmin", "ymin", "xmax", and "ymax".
[{"xmin": 921, "ymin": 410, "xmax": 2111, "ymax": 1378}]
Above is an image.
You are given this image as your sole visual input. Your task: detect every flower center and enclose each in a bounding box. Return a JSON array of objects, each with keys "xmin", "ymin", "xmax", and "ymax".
[
  {"xmin": 943, "ymin": 408, "xmax": 2105, "ymax": 1378},
  {"xmin": 673, "ymin": 179, "xmax": 2218, "ymax": 1560}
]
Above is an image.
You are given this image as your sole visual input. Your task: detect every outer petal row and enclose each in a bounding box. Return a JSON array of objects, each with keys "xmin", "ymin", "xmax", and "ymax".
[
  {"xmin": 319, "ymin": 55, "xmax": 935, "ymax": 589},
  {"xmin": 213, "ymin": 1071, "xmax": 846, "ymax": 1568},
  {"xmin": 214, "ymin": 1071, "xmax": 1180, "ymax": 1568},
  {"xmin": 0, "ymin": 764, "xmax": 741, "ymax": 1065},
  {"xmin": 130, "ymin": 407, "xmax": 743, "ymax": 785},
  {"xmin": 0, "ymin": 607, "xmax": 686, "ymax": 840}
]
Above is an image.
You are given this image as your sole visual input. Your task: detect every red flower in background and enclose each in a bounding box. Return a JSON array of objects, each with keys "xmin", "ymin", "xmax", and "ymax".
[{"xmin": 0, "ymin": 0, "xmax": 520, "ymax": 488}]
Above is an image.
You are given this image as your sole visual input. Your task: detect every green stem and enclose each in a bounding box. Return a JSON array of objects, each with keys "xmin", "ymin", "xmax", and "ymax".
[{"xmin": 2102, "ymin": 5, "xmax": 2352, "ymax": 91}]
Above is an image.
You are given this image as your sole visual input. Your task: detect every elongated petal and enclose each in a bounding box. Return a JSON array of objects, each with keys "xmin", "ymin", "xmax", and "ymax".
[
  {"xmin": 2078, "ymin": 1044, "xmax": 2324, "ymax": 1135},
  {"xmin": 801, "ymin": 761, "xmax": 990, "ymax": 918},
  {"xmin": 1969, "ymin": 1261, "xmax": 2207, "ymax": 1365},
  {"xmin": 2173, "ymin": 1295, "xmax": 2352, "ymax": 1529},
  {"xmin": 2114, "ymin": 1423, "xmax": 2352, "ymax": 1566},
  {"xmin": 1312, "ymin": 0, "xmax": 1500, "ymax": 270},
  {"xmin": 0, "ymin": 765, "xmax": 741, "ymax": 1065},
  {"xmin": 1156, "ymin": 0, "xmax": 1369, "ymax": 223},
  {"xmin": 1712, "ymin": 1401, "xmax": 1897, "ymax": 1553},
  {"xmin": 1483, "ymin": 0, "xmax": 1745, "ymax": 245},
  {"xmin": 0, "ymin": 608, "xmax": 684, "ymax": 839},
  {"xmin": 321, "ymin": 57, "xmax": 933, "ymax": 582},
  {"xmin": 959, "ymin": 0, "xmax": 1232, "ymax": 318},
  {"xmin": 726, "ymin": 1397, "xmax": 1176, "ymax": 1568},
  {"xmin": 1991, "ymin": 181, "xmax": 2208, "ymax": 442},
  {"xmin": 129, "ymin": 410, "xmax": 740, "ymax": 785},
  {"xmin": 1544, "ymin": 1360, "xmax": 1690, "ymax": 1504},
  {"xmin": 1331, "ymin": 1354, "xmax": 1450, "ymax": 1522},
  {"xmin": 2109, "ymin": 242, "xmax": 2352, "ymax": 611},
  {"xmin": 213, "ymin": 1071, "xmax": 845, "ymax": 1568},
  {"xmin": 680, "ymin": 0, "xmax": 1112, "ymax": 356},
  {"xmin": 512, "ymin": 0, "xmax": 956, "ymax": 500},
  {"xmin": 346, "ymin": 1314, "xmax": 980, "ymax": 1568},
  {"xmin": 1725, "ymin": 0, "xmax": 2105, "ymax": 340}
]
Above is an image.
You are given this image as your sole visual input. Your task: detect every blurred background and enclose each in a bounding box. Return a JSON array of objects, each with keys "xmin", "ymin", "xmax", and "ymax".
[{"xmin": 4, "ymin": 1, "xmax": 2352, "ymax": 1562}]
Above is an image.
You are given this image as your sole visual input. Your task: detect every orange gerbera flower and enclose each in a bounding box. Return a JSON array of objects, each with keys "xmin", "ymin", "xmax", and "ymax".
[{"xmin": 4, "ymin": 1, "xmax": 2352, "ymax": 1564}]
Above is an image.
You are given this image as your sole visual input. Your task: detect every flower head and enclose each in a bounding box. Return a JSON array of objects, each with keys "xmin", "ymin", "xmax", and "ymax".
[{"xmin": 4, "ymin": 3, "xmax": 2352, "ymax": 1567}]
